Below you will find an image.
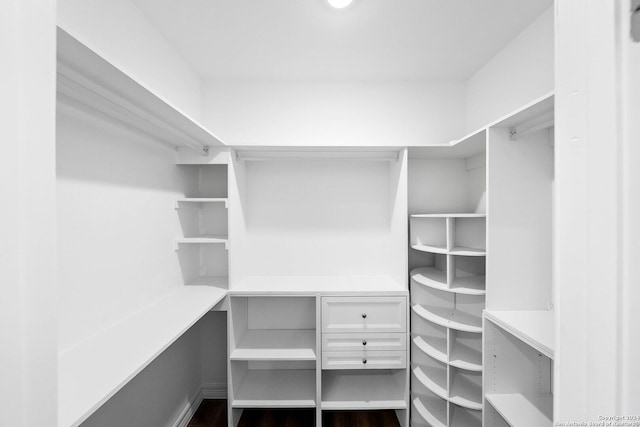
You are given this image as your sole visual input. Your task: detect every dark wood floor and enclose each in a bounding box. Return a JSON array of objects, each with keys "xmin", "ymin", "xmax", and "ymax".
[{"xmin": 187, "ymin": 400, "xmax": 401, "ymax": 427}]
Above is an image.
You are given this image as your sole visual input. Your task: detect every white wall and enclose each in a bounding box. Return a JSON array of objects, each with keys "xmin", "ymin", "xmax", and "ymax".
[
  {"xmin": 0, "ymin": 1, "xmax": 57, "ymax": 426},
  {"xmin": 203, "ymin": 80, "xmax": 466, "ymax": 146},
  {"xmin": 80, "ymin": 324, "xmax": 202, "ymax": 427},
  {"xmin": 57, "ymin": 0, "xmax": 204, "ymax": 122},
  {"xmin": 466, "ymin": 6, "xmax": 554, "ymax": 132},
  {"xmin": 56, "ymin": 109, "xmax": 191, "ymax": 351}
]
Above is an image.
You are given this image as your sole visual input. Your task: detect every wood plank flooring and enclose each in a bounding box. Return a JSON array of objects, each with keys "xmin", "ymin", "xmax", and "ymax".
[{"xmin": 187, "ymin": 400, "xmax": 401, "ymax": 427}]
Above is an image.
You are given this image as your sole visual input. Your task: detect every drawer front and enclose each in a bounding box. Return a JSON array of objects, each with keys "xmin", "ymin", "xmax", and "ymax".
[
  {"xmin": 322, "ymin": 350, "xmax": 407, "ymax": 370},
  {"xmin": 322, "ymin": 296, "xmax": 407, "ymax": 333},
  {"xmin": 322, "ymin": 333, "xmax": 407, "ymax": 352}
]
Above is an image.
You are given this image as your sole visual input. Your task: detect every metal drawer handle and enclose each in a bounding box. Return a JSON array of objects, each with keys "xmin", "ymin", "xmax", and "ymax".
[
  {"xmin": 362, "ymin": 313, "xmax": 367, "ymax": 319},
  {"xmin": 362, "ymin": 340, "xmax": 367, "ymax": 346},
  {"xmin": 362, "ymin": 359, "xmax": 367, "ymax": 364}
]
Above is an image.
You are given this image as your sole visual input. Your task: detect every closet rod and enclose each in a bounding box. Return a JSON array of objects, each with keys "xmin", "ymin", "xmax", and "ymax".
[
  {"xmin": 509, "ymin": 111, "xmax": 555, "ymax": 140},
  {"xmin": 235, "ymin": 150, "xmax": 401, "ymax": 162}
]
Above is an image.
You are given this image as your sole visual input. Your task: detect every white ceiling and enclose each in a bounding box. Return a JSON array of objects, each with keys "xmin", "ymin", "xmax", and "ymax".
[{"xmin": 132, "ymin": 0, "xmax": 552, "ymax": 81}]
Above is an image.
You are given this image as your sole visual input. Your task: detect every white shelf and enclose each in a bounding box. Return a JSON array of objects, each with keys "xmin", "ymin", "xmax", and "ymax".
[
  {"xmin": 232, "ymin": 275, "xmax": 406, "ymax": 295},
  {"xmin": 232, "ymin": 369, "xmax": 316, "ymax": 408},
  {"xmin": 449, "ymin": 341, "xmax": 482, "ymax": 372},
  {"xmin": 484, "ymin": 310, "xmax": 554, "ymax": 359},
  {"xmin": 450, "ymin": 246, "xmax": 486, "ymax": 257},
  {"xmin": 411, "ymin": 213, "xmax": 486, "ymax": 218},
  {"xmin": 57, "ymin": 27, "xmax": 225, "ymax": 154},
  {"xmin": 412, "ymin": 396, "xmax": 447, "ymax": 427},
  {"xmin": 412, "ymin": 335, "xmax": 447, "ymax": 364},
  {"xmin": 231, "ymin": 329, "xmax": 316, "ymax": 360},
  {"xmin": 176, "ymin": 198, "xmax": 228, "ymax": 208},
  {"xmin": 187, "ymin": 275, "xmax": 229, "ymax": 289},
  {"xmin": 412, "ymin": 305, "xmax": 482, "ymax": 333},
  {"xmin": 450, "ymin": 372, "xmax": 482, "ymax": 410},
  {"xmin": 321, "ymin": 370, "xmax": 407, "ymax": 410},
  {"xmin": 450, "ymin": 275, "xmax": 486, "ymax": 295},
  {"xmin": 410, "ymin": 267, "xmax": 448, "ymax": 291},
  {"xmin": 411, "ymin": 245, "xmax": 486, "ymax": 257},
  {"xmin": 411, "ymin": 267, "xmax": 485, "ymax": 295},
  {"xmin": 58, "ymin": 285, "xmax": 227, "ymax": 427},
  {"xmin": 412, "ymin": 365, "xmax": 448, "ymax": 400},
  {"xmin": 411, "ymin": 244, "xmax": 449, "ymax": 255},
  {"xmin": 485, "ymin": 393, "xmax": 553, "ymax": 427},
  {"xmin": 176, "ymin": 235, "xmax": 228, "ymax": 244}
]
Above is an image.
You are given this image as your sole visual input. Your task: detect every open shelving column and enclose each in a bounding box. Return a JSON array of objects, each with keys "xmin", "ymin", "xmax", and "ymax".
[
  {"xmin": 483, "ymin": 94, "xmax": 555, "ymax": 427},
  {"xmin": 408, "ymin": 133, "xmax": 487, "ymax": 427}
]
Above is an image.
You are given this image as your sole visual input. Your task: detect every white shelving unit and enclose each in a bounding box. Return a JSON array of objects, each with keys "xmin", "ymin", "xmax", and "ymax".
[
  {"xmin": 483, "ymin": 94, "xmax": 555, "ymax": 427},
  {"xmin": 175, "ymin": 162, "xmax": 230, "ymax": 289},
  {"xmin": 408, "ymin": 132, "xmax": 487, "ymax": 427}
]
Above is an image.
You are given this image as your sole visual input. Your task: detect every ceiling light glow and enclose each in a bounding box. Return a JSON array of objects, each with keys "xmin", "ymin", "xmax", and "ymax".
[{"xmin": 328, "ymin": 0, "xmax": 353, "ymax": 9}]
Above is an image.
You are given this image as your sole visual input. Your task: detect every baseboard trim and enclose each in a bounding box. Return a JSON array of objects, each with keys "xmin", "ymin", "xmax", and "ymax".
[
  {"xmin": 173, "ymin": 388, "xmax": 204, "ymax": 427},
  {"xmin": 202, "ymin": 382, "xmax": 228, "ymax": 399}
]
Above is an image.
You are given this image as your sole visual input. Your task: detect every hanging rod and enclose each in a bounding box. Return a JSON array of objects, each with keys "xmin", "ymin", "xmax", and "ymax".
[
  {"xmin": 235, "ymin": 149, "xmax": 401, "ymax": 162},
  {"xmin": 509, "ymin": 111, "xmax": 555, "ymax": 140}
]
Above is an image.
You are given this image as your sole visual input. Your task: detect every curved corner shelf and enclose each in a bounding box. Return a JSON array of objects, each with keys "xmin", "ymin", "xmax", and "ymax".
[
  {"xmin": 449, "ymin": 341, "xmax": 482, "ymax": 372},
  {"xmin": 176, "ymin": 235, "xmax": 228, "ymax": 244},
  {"xmin": 449, "ymin": 247, "xmax": 486, "ymax": 257},
  {"xmin": 411, "ymin": 267, "xmax": 485, "ymax": 295},
  {"xmin": 411, "ymin": 213, "xmax": 486, "ymax": 218},
  {"xmin": 176, "ymin": 198, "xmax": 228, "ymax": 209},
  {"xmin": 411, "ymin": 244, "xmax": 448, "ymax": 255},
  {"xmin": 412, "ymin": 365, "xmax": 448, "ymax": 401},
  {"xmin": 450, "ymin": 374, "xmax": 482, "ymax": 410},
  {"xmin": 450, "ymin": 275, "xmax": 486, "ymax": 295},
  {"xmin": 412, "ymin": 335, "xmax": 447, "ymax": 364},
  {"xmin": 412, "ymin": 304, "xmax": 482, "ymax": 333},
  {"xmin": 412, "ymin": 396, "xmax": 447, "ymax": 427}
]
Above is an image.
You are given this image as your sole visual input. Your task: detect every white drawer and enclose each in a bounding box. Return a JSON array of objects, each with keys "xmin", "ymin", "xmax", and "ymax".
[
  {"xmin": 322, "ymin": 333, "xmax": 406, "ymax": 352},
  {"xmin": 322, "ymin": 350, "xmax": 407, "ymax": 370},
  {"xmin": 322, "ymin": 296, "xmax": 407, "ymax": 333}
]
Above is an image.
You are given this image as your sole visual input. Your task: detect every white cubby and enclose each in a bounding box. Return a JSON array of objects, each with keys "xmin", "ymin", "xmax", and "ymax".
[
  {"xmin": 448, "ymin": 330, "xmax": 482, "ymax": 372},
  {"xmin": 230, "ymin": 361, "xmax": 317, "ymax": 408},
  {"xmin": 321, "ymin": 370, "xmax": 407, "ymax": 410},
  {"xmin": 229, "ymin": 296, "xmax": 316, "ymax": 361}
]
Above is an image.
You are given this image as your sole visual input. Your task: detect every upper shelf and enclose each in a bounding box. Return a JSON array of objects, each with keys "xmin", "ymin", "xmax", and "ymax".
[
  {"xmin": 484, "ymin": 310, "xmax": 555, "ymax": 359},
  {"xmin": 56, "ymin": 26, "xmax": 226, "ymax": 155},
  {"xmin": 58, "ymin": 285, "xmax": 227, "ymax": 427},
  {"xmin": 411, "ymin": 213, "xmax": 486, "ymax": 218}
]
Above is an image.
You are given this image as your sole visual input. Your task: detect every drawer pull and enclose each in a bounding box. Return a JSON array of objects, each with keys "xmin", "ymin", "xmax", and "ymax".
[
  {"xmin": 362, "ymin": 359, "xmax": 367, "ymax": 364},
  {"xmin": 362, "ymin": 340, "xmax": 367, "ymax": 346},
  {"xmin": 362, "ymin": 313, "xmax": 367, "ymax": 319}
]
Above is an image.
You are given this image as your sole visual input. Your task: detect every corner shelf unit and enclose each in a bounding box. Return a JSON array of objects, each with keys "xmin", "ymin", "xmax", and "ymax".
[
  {"xmin": 410, "ymin": 213, "xmax": 486, "ymax": 427},
  {"xmin": 175, "ymin": 163, "xmax": 230, "ymax": 290}
]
